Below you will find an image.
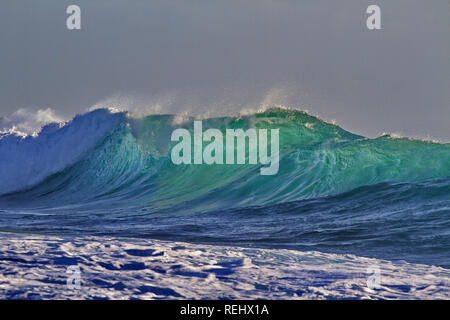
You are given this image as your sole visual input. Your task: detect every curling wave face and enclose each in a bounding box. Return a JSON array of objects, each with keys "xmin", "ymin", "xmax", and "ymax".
[{"xmin": 0, "ymin": 108, "xmax": 449, "ymax": 267}]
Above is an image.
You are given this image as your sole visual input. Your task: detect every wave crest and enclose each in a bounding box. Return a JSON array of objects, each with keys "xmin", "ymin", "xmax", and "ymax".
[{"xmin": 1, "ymin": 108, "xmax": 449, "ymax": 212}]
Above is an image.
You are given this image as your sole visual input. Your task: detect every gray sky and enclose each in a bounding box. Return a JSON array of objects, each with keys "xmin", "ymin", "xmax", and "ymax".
[{"xmin": 0, "ymin": 0, "xmax": 449, "ymax": 140}]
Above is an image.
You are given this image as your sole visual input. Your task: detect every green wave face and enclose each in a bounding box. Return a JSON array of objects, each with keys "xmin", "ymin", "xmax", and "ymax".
[{"xmin": 6, "ymin": 108, "xmax": 450, "ymax": 212}]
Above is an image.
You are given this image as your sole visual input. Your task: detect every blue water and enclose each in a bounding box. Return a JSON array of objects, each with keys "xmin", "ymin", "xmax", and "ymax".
[{"xmin": 1, "ymin": 108, "xmax": 449, "ymax": 268}]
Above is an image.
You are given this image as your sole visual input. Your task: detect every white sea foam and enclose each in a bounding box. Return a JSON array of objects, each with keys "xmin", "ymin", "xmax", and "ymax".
[
  {"xmin": 0, "ymin": 108, "xmax": 65, "ymax": 136},
  {"xmin": 0, "ymin": 232, "xmax": 448, "ymax": 299}
]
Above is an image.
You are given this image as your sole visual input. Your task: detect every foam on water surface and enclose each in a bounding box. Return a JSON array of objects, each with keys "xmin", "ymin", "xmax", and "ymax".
[{"xmin": 0, "ymin": 232, "xmax": 448, "ymax": 300}]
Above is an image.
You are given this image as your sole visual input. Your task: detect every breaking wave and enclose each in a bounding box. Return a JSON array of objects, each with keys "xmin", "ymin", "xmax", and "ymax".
[{"xmin": 1, "ymin": 108, "xmax": 449, "ymax": 268}]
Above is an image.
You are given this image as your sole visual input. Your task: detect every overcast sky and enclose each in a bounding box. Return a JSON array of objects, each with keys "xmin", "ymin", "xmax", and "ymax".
[{"xmin": 0, "ymin": 0, "xmax": 449, "ymax": 140}]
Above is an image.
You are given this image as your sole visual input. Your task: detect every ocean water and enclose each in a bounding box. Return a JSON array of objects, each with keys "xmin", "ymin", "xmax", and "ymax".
[{"xmin": 0, "ymin": 108, "xmax": 449, "ymax": 299}]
